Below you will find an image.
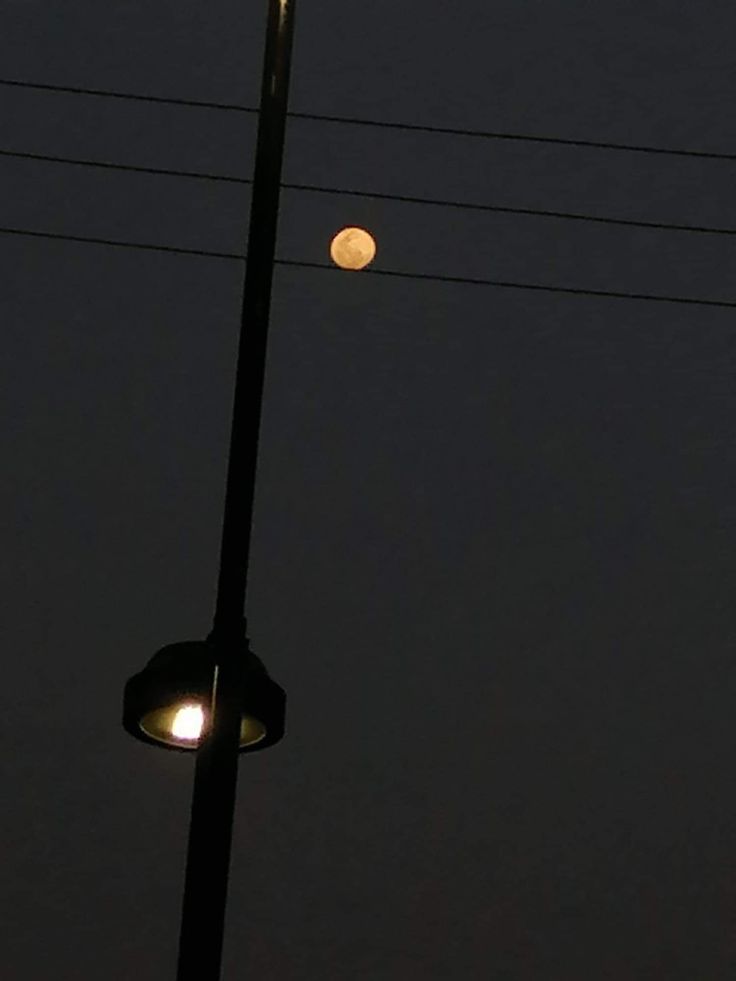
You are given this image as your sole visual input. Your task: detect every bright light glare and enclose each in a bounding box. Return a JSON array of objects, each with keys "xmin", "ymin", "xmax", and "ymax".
[
  {"xmin": 330, "ymin": 227, "xmax": 376, "ymax": 270},
  {"xmin": 171, "ymin": 704, "xmax": 204, "ymax": 742}
]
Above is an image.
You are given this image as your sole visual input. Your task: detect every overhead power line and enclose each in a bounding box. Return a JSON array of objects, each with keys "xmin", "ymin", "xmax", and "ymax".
[
  {"xmin": 0, "ymin": 76, "xmax": 256, "ymax": 113},
  {"xmin": 0, "ymin": 224, "xmax": 242, "ymax": 259},
  {"xmin": 277, "ymin": 260, "xmax": 736, "ymax": 309},
  {"xmin": 0, "ymin": 147, "xmax": 248, "ymax": 184},
  {"xmin": 3, "ymin": 76, "xmax": 736, "ymax": 162},
  {"xmin": 1, "ymin": 223, "xmax": 735, "ymax": 309},
  {"xmin": 286, "ymin": 182, "xmax": 736, "ymax": 237},
  {"xmin": 3, "ymin": 146, "xmax": 736, "ymax": 238},
  {"xmin": 288, "ymin": 112, "xmax": 736, "ymax": 163}
]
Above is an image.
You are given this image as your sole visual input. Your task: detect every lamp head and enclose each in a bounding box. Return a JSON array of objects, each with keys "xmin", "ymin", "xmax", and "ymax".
[{"xmin": 122, "ymin": 639, "xmax": 286, "ymax": 752}]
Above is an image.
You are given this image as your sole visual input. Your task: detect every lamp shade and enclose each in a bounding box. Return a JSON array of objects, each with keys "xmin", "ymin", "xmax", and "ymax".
[{"xmin": 122, "ymin": 639, "xmax": 286, "ymax": 752}]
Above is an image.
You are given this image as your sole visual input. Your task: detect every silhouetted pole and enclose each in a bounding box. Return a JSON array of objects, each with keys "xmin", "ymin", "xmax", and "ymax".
[{"xmin": 176, "ymin": 2, "xmax": 296, "ymax": 979}]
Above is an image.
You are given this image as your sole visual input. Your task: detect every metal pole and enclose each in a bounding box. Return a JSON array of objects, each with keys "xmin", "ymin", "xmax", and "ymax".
[
  {"xmin": 176, "ymin": 2, "xmax": 297, "ymax": 979},
  {"xmin": 214, "ymin": 0, "xmax": 298, "ymax": 635}
]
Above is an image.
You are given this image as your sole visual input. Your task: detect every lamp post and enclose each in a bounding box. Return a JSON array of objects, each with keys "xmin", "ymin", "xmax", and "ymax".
[{"xmin": 122, "ymin": 2, "xmax": 297, "ymax": 979}]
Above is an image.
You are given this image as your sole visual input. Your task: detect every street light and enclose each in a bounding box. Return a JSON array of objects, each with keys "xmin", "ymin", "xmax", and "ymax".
[
  {"xmin": 121, "ymin": 0, "xmax": 297, "ymax": 979},
  {"xmin": 122, "ymin": 639, "xmax": 285, "ymax": 751}
]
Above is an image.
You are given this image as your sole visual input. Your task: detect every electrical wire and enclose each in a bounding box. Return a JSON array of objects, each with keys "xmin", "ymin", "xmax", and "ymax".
[
  {"xmin": 288, "ymin": 112, "xmax": 736, "ymax": 163},
  {"xmin": 3, "ymin": 76, "xmax": 736, "ymax": 162},
  {"xmin": 1, "ymin": 223, "xmax": 734, "ymax": 309},
  {"xmin": 276, "ymin": 260, "xmax": 736, "ymax": 309},
  {"xmin": 3, "ymin": 147, "xmax": 736, "ymax": 238},
  {"xmin": 0, "ymin": 76, "xmax": 256, "ymax": 113},
  {"xmin": 0, "ymin": 147, "xmax": 248, "ymax": 184},
  {"xmin": 285, "ymin": 182, "xmax": 736, "ymax": 237},
  {"xmin": 0, "ymin": 224, "xmax": 242, "ymax": 259}
]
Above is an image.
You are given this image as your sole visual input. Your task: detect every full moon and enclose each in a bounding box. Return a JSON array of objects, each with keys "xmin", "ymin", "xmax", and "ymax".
[{"xmin": 329, "ymin": 227, "xmax": 377, "ymax": 270}]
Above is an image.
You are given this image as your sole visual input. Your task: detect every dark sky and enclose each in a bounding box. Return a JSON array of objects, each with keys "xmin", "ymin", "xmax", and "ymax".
[{"xmin": 2, "ymin": 2, "xmax": 736, "ymax": 978}]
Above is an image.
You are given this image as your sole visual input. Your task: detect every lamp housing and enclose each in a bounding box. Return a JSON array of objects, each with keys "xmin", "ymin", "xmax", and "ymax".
[{"xmin": 122, "ymin": 638, "xmax": 285, "ymax": 752}]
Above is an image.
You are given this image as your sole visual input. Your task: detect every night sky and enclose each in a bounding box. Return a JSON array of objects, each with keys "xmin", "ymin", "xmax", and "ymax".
[{"xmin": 3, "ymin": 2, "xmax": 736, "ymax": 978}]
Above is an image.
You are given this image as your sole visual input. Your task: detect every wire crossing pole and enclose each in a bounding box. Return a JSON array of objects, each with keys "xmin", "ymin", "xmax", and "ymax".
[{"xmin": 176, "ymin": 3, "xmax": 297, "ymax": 980}]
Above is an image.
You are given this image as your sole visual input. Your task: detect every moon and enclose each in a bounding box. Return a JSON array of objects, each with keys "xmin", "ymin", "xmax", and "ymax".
[{"xmin": 329, "ymin": 227, "xmax": 377, "ymax": 270}]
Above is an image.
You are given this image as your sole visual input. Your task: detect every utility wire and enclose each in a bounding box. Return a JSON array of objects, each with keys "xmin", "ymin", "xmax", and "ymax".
[
  {"xmin": 3, "ymin": 75, "xmax": 736, "ymax": 163},
  {"xmin": 286, "ymin": 182, "xmax": 736, "ymax": 237},
  {"xmin": 3, "ymin": 146, "xmax": 736, "ymax": 238},
  {"xmin": 288, "ymin": 112, "xmax": 736, "ymax": 163},
  {"xmin": 0, "ymin": 147, "xmax": 248, "ymax": 184},
  {"xmin": 276, "ymin": 260, "xmax": 736, "ymax": 310},
  {"xmin": 1, "ymin": 223, "xmax": 734, "ymax": 309},
  {"xmin": 0, "ymin": 76, "xmax": 256, "ymax": 113},
  {"xmin": 0, "ymin": 224, "xmax": 242, "ymax": 259}
]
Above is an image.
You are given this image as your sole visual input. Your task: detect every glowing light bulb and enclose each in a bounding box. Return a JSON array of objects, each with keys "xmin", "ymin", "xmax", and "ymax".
[
  {"xmin": 171, "ymin": 704, "xmax": 204, "ymax": 742},
  {"xmin": 329, "ymin": 226, "xmax": 376, "ymax": 270}
]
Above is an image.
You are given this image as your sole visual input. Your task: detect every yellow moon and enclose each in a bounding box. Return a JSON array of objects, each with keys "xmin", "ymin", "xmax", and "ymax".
[{"xmin": 330, "ymin": 227, "xmax": 377, "ymax": 270}]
